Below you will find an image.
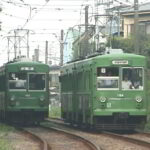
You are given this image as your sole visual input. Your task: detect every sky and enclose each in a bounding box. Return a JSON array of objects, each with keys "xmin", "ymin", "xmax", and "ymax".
[
  {"xmin": 0, "ymin": 0, "xmax": 95, "ymax": 65},
  {"xmin": 0, "ymin": 0, "xmax": 149, "ymax": 65}
]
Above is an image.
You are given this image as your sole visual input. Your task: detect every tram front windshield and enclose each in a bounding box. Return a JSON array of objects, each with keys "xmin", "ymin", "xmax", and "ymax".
[
  {"xmin": 29, "ymin": 74, "xmax": 46, "ymax": 90},
  {"xmin": 9, "ymin": 72, "xmax": 27, "ymax": 90},
  {"xmin": 96, "ymin": 67, "xmax": 143, "ymax": 90},
  {"xmin": 9, "ymin": 72, "xmax": 46, "ymax": 91},
  {"xmin": 122, "ymin": 67, "xmax": 143, "ymax": 90}
]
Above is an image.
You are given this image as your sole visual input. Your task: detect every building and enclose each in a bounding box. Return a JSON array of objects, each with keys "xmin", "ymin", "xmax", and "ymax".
[
  {"xmin": 121, "ymin": 2, "xmax": 150, "ymax": 38},
  {"xmin": 63, "ymin": 28, "xmax": 80, "ymax": 64}
]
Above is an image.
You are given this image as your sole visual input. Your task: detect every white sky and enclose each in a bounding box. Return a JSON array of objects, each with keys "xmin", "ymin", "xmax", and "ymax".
[{"xmin": 0, "ymin": 0, "xmax": 149, "ymax": 65}]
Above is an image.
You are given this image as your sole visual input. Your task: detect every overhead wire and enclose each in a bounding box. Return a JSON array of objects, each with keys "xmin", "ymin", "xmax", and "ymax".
[{"xmin": 0, "ymin": 0, "xmax": 94, "ymax": 63}]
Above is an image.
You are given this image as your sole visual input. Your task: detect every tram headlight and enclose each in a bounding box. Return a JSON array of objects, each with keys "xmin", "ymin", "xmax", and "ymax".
[
  {"xmin": 10, "ymin": 95, "xmax": 16, "ymax": 106},
  {"xmin": 40, "ymin": 96, "xmax": 45, "ymax": 101},
  {"xmin": 99, "ymin": 96, "xmax": 107, "ymax": 103},
  {"xmin": 10, "ymin": 95, "xmax": 15, "ymax": 101},
  {"xmin": 135, "ymin": 96, "xmax": 142, "ymax": 103}
]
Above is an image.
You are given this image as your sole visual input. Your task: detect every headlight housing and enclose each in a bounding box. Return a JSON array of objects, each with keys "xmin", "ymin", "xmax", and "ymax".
[
  {"xmin": 10, "ymin": 95, "xmax": 16, "ymax": 106},
  {"xmin": 135, "ymin": 96, "xmax": 142, "ymax": 103},
  {"xmin": 100, "ymin": 96, "xmax": 107, "ymax": 103},
  {"xmin": 10, "ymin": 95, "xmax": 15, "ymax": 101},
  {"xmin": 40, "ymin": 96, "xmax": 45, "ymax": 101}
]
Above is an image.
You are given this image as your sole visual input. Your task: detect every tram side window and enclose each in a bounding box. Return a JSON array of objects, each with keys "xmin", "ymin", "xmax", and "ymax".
[
  {"xmin": 29, "ymin": 74, "xmax": 46, "ymax": 90},
  {"xmin": 9, "ymin": 72, "xmax": 26, "ymax": 90},
  {"xmin": 97, "ymin": 67, "xmax": 119, "ymax": 89},
  {"xmin": 122, "ymin": 68, "xmax": 143, "ymax": 90},
  {"xmin": 0, "ymin": 75, "xmax": 5, "ymax": 91}
]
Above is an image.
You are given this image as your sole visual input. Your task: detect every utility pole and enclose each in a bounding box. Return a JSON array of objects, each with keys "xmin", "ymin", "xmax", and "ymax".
[
  {"xmin": 95, "ymin": 0, "xmax": 99, "ymax": 52},
  {"xmin": 10, "ymin": 29, "xmax": 31, "ymax": 59},
  {"xmin": 0, "ymin": 5, "xmax": 2, "ymax": 31},
  {"xmin": 7, "ymin": 37, "xmax": 10, "ymax": 62},
  {"xmin": 34, "ymin": 47, "xmax": 39, "ymax": 62},
  {"xmin": 134, "ymin": 0, "xmax": 139, "ymax": 54},
  {"xmin": 84, "ymin": 5, "xmax": 89, "ymax": 57},
  {"xmin": 27, "ymin": 30, "xmax": 30, "ymax": 58},
  {"xmin": 5, "ymin": 35, "xmax": 20, "ymax": 61},
  {"xmin": 45, "ymin": 41, "xmax": 48, "ymax": 64},
  {"xmin": 85, "ymin": 5, "xmax": 89, "ymax": 32},
  {"xmin": 60, "ymin": 30, "xmax": 64, "ymax": 66},
  {"xmin": 14, "ymin": 30, "xmax": 17, "ymax": 59}
]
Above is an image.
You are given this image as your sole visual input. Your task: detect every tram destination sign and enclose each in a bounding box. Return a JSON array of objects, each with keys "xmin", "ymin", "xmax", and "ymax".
[
  {"xmin": 112, "ymin": 60, "xmax": 128, "ymax": 65},
  {"xmin": 20, "ymin": 67, "xmax": 35, "ymax": 71}
]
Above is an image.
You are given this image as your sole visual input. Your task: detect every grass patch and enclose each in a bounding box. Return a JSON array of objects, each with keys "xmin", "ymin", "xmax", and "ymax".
[
  {"xmin": 49, "ymin": 105, "xmax": 61, "ymax": 118},
  {"xmin": 0, "ymin": 123, "xmax": 14, "ymax": 150},
  {"xmin": 0, "ymin": 140, "xmax": 12, "ymax": 150},
  {"xmin": 0, "ymin": 123, "xmax": 14, "ymax": 132}
]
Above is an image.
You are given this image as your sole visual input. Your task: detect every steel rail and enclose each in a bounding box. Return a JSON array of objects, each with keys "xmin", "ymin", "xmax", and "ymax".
[
  {"xmin": 17, "ymin": 127, "xmax": 50, "ymax": 150},
  {"xmin": 40, "ymin": 125, "xmax": 101, "ymax": 150}
]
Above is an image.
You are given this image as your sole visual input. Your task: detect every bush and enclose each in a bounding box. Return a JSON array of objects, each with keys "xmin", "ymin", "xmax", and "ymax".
[{"xmin": 49, "ymin": 105, "xmax": 61, "ymax": 118}]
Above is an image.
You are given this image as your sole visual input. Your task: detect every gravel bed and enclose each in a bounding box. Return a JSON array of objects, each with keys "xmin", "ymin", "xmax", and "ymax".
[
  {"xmin": 45, "ymin": 121, "xmax": 150, "ymax": 150},
  {"xmin": 124, "ymin": 133, "xmax": 150, "ymax": 143},
  {"xmin": 77, "ymin": 131, "xmax": 150, "ymax": 150}
]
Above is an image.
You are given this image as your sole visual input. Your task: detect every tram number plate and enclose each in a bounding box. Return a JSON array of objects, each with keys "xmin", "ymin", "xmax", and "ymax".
[{"xmin": 107, "ymin": 103, "xmax": 111, "ymax": 108}]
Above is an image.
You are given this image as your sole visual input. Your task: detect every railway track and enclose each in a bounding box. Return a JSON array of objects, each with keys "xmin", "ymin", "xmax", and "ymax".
[
  {"xmin": 46, "ymin": 118, "xmax": 150, "ymax": 150},
  {"xmin": 16, "ymin": 127, "xmax": 50, "ymax": 150},
  {"xmin": 25, "ymin": 125, "xmax": 100, "ymax": 150},
  {"xmin": 102, "ymin": 131, "xmax": 150, "ymax": 149}
]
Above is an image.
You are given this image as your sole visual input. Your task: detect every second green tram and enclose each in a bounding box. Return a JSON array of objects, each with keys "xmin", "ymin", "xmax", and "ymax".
[{"xmin": 60, "ymin": 53, "xmax": 149, "ymax": 130}]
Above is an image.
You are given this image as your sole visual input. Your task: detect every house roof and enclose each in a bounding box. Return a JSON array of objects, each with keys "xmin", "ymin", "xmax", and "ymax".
[{"xmin": 121, "ymin": 2, "xmax": 150, "ymax": 15}]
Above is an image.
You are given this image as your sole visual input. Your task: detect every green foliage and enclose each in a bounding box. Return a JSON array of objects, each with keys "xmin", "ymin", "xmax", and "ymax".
[
  {"xmin": 110, "ymin": 36, "xmax": 134, "ymax": 53},
  {"xmin": 49, "ymin": 106, "xmax": 61, "ymax": 118},
  {"xmin": 108, "ymin": 34, "xmax": 150, "ymax": 68},
  {"xmin": 109, "ymin": 34, "xmax": 150, "ymax": 57}
]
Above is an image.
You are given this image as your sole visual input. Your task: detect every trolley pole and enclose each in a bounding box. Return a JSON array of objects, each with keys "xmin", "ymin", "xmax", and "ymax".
[{"xmin": 134, "ymin": 0, "xmax": 139, "ymax": 54}]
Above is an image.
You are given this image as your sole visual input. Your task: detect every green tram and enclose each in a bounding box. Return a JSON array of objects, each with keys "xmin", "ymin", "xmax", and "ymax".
[
  {"xmin": 0, "ymin": 58, "xmax": 49, "ymax": 124},
  {"xmin": 60, "ymin": 53, "xmax": 149, "ymax": 130}
]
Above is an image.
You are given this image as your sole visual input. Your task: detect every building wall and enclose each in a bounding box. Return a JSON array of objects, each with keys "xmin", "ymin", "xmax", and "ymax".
[{"xmin": 123, "ymin": 14, "xmax": 150, "ymax": 38}]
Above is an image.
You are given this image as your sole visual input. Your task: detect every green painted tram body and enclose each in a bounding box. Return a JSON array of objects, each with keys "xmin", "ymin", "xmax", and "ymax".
[
  {"xmin": 60, "ymin": 53, "xmax": 148, "ymax": 130},
  {"xmin": 0, "ymin": 60, "xmax": 49, "ymax": 123}
]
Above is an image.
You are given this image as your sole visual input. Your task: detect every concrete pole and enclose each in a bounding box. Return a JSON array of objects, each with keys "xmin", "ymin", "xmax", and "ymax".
[
  {"xmin": 45, "ymin": 41, "xmax": 48, "ymax": 64},
  {"xmin": 134, "ymin": 0, "xmax": 139, "ymax": 54},
  {"xmin": 60, "ymin": 30, "xmax": 64, "ymax": 66},
  {"xmin": 27, "ymin": 30, "xmax": 30, "ymax": 58}
]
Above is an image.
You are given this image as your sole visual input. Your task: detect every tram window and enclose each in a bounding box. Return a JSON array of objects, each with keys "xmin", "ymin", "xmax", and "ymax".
[
  {"xmin": 29, "ymin": 74, "xmax": 46, "ymax": 90},
  {"xmin": 97, "ymin": 77, "xmax": 119, "ymax": 90},
  {"xmin": 122, "ymin": 68, "xmax": 143, "ymax": 90},
  {"xmin": 97, "ymin": 67, "xmax": 119, "ymax": 77},
  {"xmin": 97, "ymin": 67, "xmax": 119, "ymax": 90},
  {"xmin": 9, "ymin": 72, "xmax": 26, "ymax": 90}
]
